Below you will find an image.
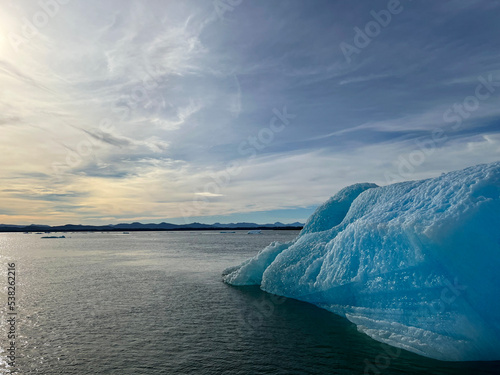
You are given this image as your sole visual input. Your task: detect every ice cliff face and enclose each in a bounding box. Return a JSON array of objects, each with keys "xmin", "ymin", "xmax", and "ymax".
[{"xmin": 223, "ymin": 162, "xmax": 500, "ymax": 361}]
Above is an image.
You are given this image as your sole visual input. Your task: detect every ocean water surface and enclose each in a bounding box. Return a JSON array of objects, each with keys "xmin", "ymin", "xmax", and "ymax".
[{"xmin": 0, "ymin": 231, "xmax": 498, "ymax": 374}]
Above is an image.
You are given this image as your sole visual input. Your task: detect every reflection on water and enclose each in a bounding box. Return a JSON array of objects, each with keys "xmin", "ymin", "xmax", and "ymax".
[{"xmin": 0, "ymin": 231, "xmax": 498, "ymax": 374}]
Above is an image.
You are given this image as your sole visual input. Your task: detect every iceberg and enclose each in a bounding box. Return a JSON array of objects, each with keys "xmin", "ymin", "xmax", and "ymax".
[{"xmin": 223, "ymin": 162, "xmax": 500, "ymax": 361}]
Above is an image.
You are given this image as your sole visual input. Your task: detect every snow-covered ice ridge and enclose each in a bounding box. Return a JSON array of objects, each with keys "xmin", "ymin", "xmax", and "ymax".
[{"xmin": 223, "ymin": 162, "xmax": 500, "ymax": 361}]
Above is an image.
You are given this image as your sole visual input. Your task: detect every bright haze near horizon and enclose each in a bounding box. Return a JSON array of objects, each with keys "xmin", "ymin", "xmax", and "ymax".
[{"xmin": 1, "ymin": 0, "xmax": 499, "ymax": 226}]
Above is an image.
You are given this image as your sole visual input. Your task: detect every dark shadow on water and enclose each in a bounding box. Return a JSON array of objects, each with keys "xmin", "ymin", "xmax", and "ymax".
[{"xmin": 228, "ymin": 285, "xmax": 500, "ymax": 375}]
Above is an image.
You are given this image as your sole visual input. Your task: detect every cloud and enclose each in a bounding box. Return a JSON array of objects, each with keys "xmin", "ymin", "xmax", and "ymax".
[
  {"xmin": 83, "ymin": 129, "xmax": 135, "ymax": 148},
  {"xmin": 195, "ymin": 192, "xmax": 224, "ymax": 197},
  {"xmin": 159, "ymin": 99, "xmax": 204, "ymax": 130},
  {"xmin": 0, "ymin": 115, "xmax": 22, "ymax": 126},
  {"xmin": 0, "ymin": 60, "xmax": 54, "ymax": 92},
  {"xmin": 1, "ymin": 1, "xmax": 500, "ymax": 225},
  {"xmin": 339, "ymin": 73, "xmax": 392, "ymax": 85}
]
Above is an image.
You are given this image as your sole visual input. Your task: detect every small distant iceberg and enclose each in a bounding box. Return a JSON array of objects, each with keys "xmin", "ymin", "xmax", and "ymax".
[
  {"xmin": 224, "ymin": 162, "xmax": 500, "ymax": 361},
  {"xmin": 247, "ymin": 229, "xmax": 262, "ymax": 235}
]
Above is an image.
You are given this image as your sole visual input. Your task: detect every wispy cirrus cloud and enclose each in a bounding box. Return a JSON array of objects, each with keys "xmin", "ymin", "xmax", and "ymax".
[{"xmin": 0, "ymin": 0, "xmax": 500, "ymax": 225}]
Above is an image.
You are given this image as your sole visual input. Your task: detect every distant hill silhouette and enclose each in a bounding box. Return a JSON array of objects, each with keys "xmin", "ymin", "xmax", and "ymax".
[{"xmin": 0, "ymin": 221, "xmax": 304, "ymax": 232}]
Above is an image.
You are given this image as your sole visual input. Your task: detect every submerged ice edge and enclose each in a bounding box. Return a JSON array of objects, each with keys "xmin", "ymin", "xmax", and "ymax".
[{"xmin": 223, "ymin": 161, "xmax": 500, "ymax": 361}]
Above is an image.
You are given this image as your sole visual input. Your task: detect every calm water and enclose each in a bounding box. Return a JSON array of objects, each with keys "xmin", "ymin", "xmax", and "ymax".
[{"xmin": 0, "ymin": 231, "xmax": 499, "ymax": 375}]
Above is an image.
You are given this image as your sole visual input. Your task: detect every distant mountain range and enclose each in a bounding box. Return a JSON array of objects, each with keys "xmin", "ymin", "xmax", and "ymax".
[{"xmin": 0, "ymin": 221, "xmax": 304, "ymax": 232}]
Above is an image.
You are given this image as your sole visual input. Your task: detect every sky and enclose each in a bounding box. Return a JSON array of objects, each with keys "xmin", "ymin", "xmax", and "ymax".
[{"xmin": 1, "ymin": 0, "xmax": 500, "ymax": 225}]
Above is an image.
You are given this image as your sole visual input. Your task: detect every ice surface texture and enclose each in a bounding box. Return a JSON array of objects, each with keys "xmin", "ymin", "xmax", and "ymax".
[{"xmin": 223, "ymin": 162, "xmax": 500, "ymax": 361}]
